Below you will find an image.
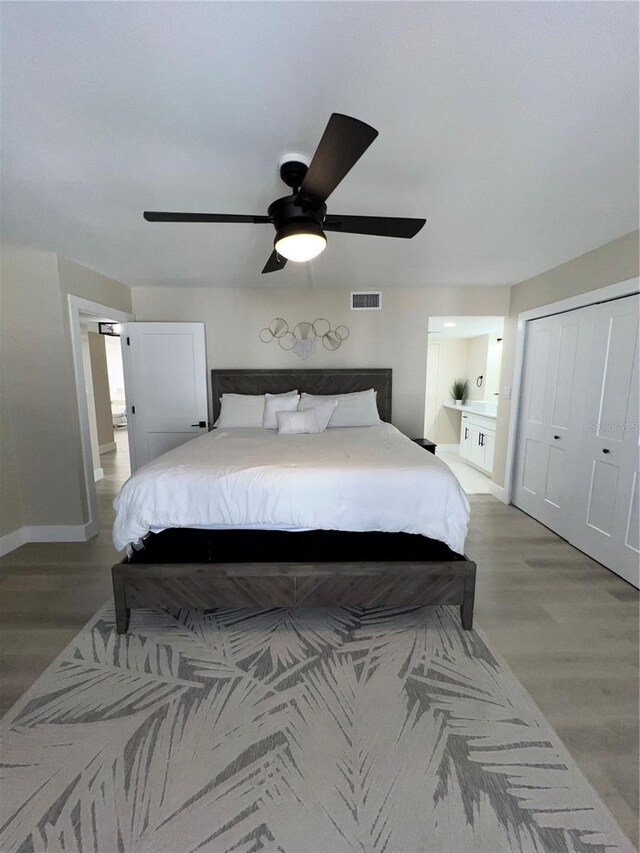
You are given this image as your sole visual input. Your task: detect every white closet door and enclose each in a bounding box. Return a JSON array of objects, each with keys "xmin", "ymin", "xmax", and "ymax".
[
  {"xmin": 514, "ymin": 307, "xmax": 592, "ymax": 537},
  {"xmin": 121, "ymin": 322, "xmax": 208, "ymax": 472},
  {"xmin": 571, "ymin": 295, "xmax": 639, "ymax": 586}
]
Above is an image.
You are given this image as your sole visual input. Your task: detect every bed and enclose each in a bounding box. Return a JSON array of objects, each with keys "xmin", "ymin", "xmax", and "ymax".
[{"xmin": 111, "ymin": 368, "xmax": 476, "ymax": 633}]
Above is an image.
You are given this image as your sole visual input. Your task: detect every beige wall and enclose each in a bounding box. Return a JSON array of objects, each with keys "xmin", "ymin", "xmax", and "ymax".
[
  {"xmin": 465, "ymin": 335, "xmax": 489, "ymax": 402},
  {"xmin": 0, "ymin": 354, "xmax": 25, "ymax": 537},
  {"xmin": 492, "ymin": 230, "xmax": 639, "ymax": 488},
  {"xmin": 484, "ymin": 335, "xmax": 503, "ymax": 401},
  {"xmin": 132, "ymin": 285, "xmax": 510, "ymax": 438},
  {"xmin": 88, "ymin": 332, "xmax": 114, "ymax": 449},
  {"xmin": 425, "ymin": 339, "xmax": 469, "ymax": 444},
  {"xmin": 0, "ymin": 248, "xmax": 131, "ymax": 538}
]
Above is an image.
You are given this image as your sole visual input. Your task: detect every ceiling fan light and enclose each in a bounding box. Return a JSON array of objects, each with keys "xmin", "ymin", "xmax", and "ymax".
[{"xmin": 274, "ymin": 222, "xmax": 327, "ymax": 263}]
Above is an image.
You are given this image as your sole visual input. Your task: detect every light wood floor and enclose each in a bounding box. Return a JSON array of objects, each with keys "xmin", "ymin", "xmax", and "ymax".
[{"xmin": 1, "ymin": 430, "xmax": 638, "ymax": 845}]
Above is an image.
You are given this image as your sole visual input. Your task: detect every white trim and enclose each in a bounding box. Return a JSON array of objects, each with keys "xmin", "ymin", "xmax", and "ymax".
[
  {"xmin": 488, "ymin": 481, "xmax": 508, "ymax": 503},
  {"xmin": 68, "ymin": 295, "xmax": 133, "ymax": 536},
  {"xmin": 22, "ymin": 523, "xmax": 95, "ymax": 542},
  {"xmin": 435, "ymin": 443, "xmax": 461, "ymax": 452},
  {"xmin": 0, "ymin": 527, "xmax": 27, "ymax": 557},
  {"xmin": 94, "ymin": 467, "xmax": 104, "ymax": 482},
  {"xmin": 99, "ymin": 441, "xmax": 117, "ymax": 454},
  {"xmin": 504, "ymin": 276, "xmax": 640, "ymax": 503},
  {"xmin": 0, "ymin": 522, "xmax": 98, "ymax": 556}
]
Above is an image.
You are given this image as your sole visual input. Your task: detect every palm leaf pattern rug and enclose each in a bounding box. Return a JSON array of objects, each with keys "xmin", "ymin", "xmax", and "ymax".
[{"xmin": 0, "ymin": 604, "xmax": 634, "ymax": 853}]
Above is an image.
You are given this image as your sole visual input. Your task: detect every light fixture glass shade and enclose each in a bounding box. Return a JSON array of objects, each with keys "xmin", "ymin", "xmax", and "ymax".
[{"xmin": 274, "ymin": 222, "xmax": 327, "ymax": 262}]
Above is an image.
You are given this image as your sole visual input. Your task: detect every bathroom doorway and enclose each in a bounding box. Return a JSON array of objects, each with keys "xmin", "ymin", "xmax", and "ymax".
[{"xmin": 425, "ymin": 316, "xmax": 504, "ymax": 493}]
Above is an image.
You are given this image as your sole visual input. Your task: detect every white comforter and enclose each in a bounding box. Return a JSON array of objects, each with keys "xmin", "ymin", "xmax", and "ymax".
[{"xmin": 112, "ymin": 424, "xmax": 470, "ymax": 553}]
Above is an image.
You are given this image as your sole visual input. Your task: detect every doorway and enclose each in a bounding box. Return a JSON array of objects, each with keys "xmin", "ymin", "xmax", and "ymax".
[
  {"xmin": 68, "ymin": 296, "xmax": 133, "ymax": 537},
  {"xmin": 424, "ymin": 316, "xmax": 504, "ymax": 494}
]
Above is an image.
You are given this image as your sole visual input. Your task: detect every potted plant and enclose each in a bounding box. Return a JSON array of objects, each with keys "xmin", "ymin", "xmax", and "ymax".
[{"xmin": 451, "ymin": 378, "xmax": 468, "ymax": 405}]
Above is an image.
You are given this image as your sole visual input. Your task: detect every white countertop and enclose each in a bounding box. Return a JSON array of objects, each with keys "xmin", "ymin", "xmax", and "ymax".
[{"xmin": 442, "ymin": 401, "xmax": 497, "ymax": 419}]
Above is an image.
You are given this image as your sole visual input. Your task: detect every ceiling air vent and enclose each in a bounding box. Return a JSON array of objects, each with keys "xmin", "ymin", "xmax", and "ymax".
[{"xmin": 350, "ymin": 291, "xmax": 382, "ymax": 311}]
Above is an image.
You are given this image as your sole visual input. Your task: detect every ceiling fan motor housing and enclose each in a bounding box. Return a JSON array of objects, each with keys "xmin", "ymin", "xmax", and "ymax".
[{"xmin": 267, "ymin": 195, "xmax": 327, "ymax": 232}]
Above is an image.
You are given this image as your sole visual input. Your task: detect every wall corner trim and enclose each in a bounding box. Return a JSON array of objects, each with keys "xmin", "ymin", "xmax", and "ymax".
[
  {"xmin": 0, "ymin": 522, "xmax": 98, "ymax": 557},
  {"xmin": 488, "ymin": 481, "xmax": 509, "ymax": 504},
  {"xmin": 0, "ymin": 527, "xmax": 27, "ymax": 558}
]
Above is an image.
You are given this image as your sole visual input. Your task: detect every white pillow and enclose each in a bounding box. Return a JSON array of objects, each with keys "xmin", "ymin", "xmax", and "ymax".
[
  {"xmin": 214, "ymin": 393, "xmax": 265, "ymax": 428},
  {"xmin": 277, "ymin": 400, "xmax": 338, "ymax": 434},
  {"xmin": 214, "ymin": 390, "xmax": 297, "ymax": 429},
  {"xmin": 299, "ymin": 389, "xmax": 381, "ymax": 427},
  {"xmin": 263, "ymin": 393, "xmax": 300, "ymax": 429}
]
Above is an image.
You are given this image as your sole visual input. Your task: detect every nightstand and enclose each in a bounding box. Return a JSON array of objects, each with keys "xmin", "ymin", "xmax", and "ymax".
[{"xmin": 412, "ymin": 438, "xmax": 437, "ymax": 454}]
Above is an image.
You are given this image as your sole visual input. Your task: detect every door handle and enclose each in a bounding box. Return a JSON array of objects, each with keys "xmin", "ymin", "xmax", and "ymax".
[
  {"xmin": 191, "ymin": 421, "xmax": 206, "ymax": 428},
  {"xmin": 553, "ymin": 435, "xmax": 560, "ymax": 439},
  {"xmin": 602, "ymin": 448, "xmax": 610, "ymax": 454},
  {"xmin": 464, "ymin": 427, "xmax": 468, "ymax": 439}
]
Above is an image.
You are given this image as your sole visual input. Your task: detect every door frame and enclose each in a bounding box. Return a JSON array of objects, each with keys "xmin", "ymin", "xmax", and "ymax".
[
  {"xmin": 68, "ymin": 295, "xmax": 134, "ymax": 537},
  {"xmin": 504, "ymin": 276, "xmax": 639, "ymax": 504}
]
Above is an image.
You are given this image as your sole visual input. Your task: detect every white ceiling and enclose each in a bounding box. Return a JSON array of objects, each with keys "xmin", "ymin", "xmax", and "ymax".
[
  {"xmin": 428, "ymin": 316, "xmax": 504, "ymax": 340},
  {"xmin": 1, "ymin": 2, "xmax": 637, "ymax": 289}
]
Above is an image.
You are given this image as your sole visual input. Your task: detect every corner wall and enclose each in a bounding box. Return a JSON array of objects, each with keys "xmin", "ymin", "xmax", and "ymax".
[{"xmin": 0, "ymin": 248, "xmax": 131, "ymax": 549}]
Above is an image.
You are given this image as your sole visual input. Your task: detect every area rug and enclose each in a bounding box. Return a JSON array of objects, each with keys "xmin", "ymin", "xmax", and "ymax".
[{"xmin": 0, "ymin": 604, "xmax": 634, "ymax": 853}]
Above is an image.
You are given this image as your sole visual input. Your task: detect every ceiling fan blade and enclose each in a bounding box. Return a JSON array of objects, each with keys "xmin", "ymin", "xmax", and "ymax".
[
  {"xmin": 323, "ymin": 214, "xmax": 426, "ymax": 239},
  {"xmin": 262, "ymin": 250, "xmax": 287, "ymax": 274},
  {"xmin": 144, "ymin": 211, "xmax": 271, "ymax": 223},
  {"xmin": 298, "ymin": 114, "xmax": 378, "ymax": 205}
]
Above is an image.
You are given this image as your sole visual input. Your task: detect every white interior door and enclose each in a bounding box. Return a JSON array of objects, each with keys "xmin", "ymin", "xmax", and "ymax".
[
  {"xmin": 121, "ymin": 322, "xmax": 208, "ymax": 472},
  {"xmin": 571, "ymin": 295, "xmax": 639, "ymax": 586},
  {"xmin": 513, "ymin": 306, "xmax": 592, "ymax": 538}
]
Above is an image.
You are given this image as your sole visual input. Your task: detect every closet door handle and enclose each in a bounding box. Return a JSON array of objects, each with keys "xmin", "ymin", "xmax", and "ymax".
[
  {"xmin": 553, "ymin": 435, "xmax": 560, "ymax": 440},
  {"xmin": 602, "ymin": 448, "xmax": 610, "ymax": 454},
  {"xmin": 464, "ymin": 427, "xmax": 468, "ymax": 439}
]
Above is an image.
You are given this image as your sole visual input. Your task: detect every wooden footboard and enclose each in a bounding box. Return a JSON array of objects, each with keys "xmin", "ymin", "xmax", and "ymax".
[{"xmin": 111, "ymin": 556, "xmax": 477, "ymax": 634}]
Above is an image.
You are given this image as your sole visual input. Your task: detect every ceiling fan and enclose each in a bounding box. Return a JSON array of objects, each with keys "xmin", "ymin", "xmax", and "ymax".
[{"xmin": 143, "ymin": 113, "xmax": 426, "ymax": 274}]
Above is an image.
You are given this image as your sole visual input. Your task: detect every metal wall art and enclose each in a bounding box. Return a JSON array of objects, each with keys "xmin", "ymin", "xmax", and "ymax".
[{"xmin": 259, "ymin": 318, "xmax": 350, "ymax": 359}]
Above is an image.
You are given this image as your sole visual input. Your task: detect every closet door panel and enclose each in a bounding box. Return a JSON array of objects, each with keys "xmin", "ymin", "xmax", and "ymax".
[
  {"xmin": 551, "ymin": 322, "xmax": 579, "ymax": 431},
  {"xmin": 585, "ymin": 459, "xmax": 620, "ymax": 534},
  {"xmin": 514, "ymin": 307, "xmax": 592, "ymax": 538},
  {"xmin": 571, "ymin": 294, "xmax": 639, "ymax": 587},
  {"xmin": 625, "ymin": 474, "xmax": 639, "ymax": 554},
  {"xmin": 595, "ymin": 313, "xmax": 638, "ymax": 445},
  {"xmin": 544, "ymin": 444, "xmax": 566, "ymax": 509},
  {"xmin": 514, "ymin": 317, "xmax": 558, "ymax": 517}
]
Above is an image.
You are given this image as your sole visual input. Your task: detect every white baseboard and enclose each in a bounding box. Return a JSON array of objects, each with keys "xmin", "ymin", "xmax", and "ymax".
[
  {"xmin": 0, "ymin": 522, "xmax": 98, "ymax": 556},
  {"xmin": 488, "ymin": 481, "xmax": 509, "ymax": 503},
  {"xmin": 0, "ymin": 527, "xmax": 27, "ymax": 557},
  {"xmin": 94, "ymin": 467, "xmax": 104, "ymax": 482},
  {"xmin": 99, "ymin": 441, "xmax": 116, "ymax": 454},
  {"xmin": 436, "ymin": 443, "xmax": 460, "ymax": 452}
]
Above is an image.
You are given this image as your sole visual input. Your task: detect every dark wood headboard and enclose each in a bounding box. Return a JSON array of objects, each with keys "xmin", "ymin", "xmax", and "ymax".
[{"xmin": 211, "ymin": 368, "xmax": 393, "ymax": 423}]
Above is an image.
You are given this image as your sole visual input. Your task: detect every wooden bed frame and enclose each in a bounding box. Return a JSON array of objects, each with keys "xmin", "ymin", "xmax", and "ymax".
[{"xmin": 112, "ymin": 368, "xmax": 476, "ymax": 633}]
